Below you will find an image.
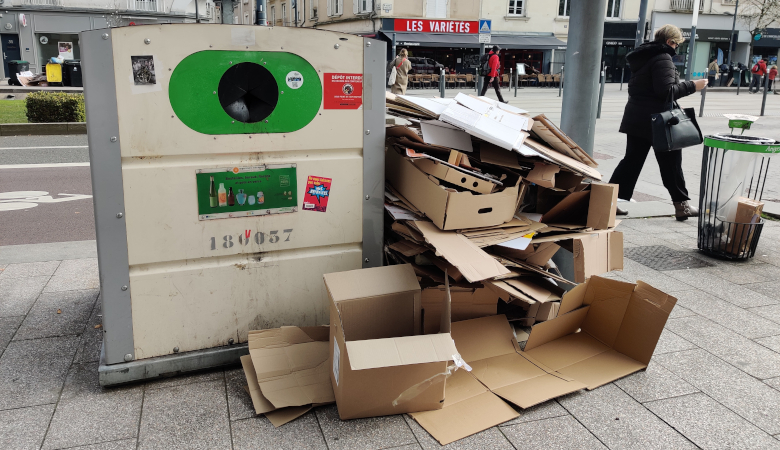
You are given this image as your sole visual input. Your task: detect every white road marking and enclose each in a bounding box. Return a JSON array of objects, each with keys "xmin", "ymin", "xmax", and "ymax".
[
  {"xmin": 0, "ymin": 146, "xmax": 88, "ymax": 150},
  {"xmin": 0, "ymin": 162, "xmax": 90, "ymax": 169},
  {"xmin": 0, "ymin": 191, "xmax": 93, "ymax": 211}
]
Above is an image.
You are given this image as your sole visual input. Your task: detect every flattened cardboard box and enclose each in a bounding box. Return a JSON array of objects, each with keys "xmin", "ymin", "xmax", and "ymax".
[
  {"xmin": 386, "ymin": 147, "xmax": 521, "ymax": 230},
  {"xmin": 324, "ymin": 264, "xmax": 460, "ymax": 420},
  {"xmin": 523, "ymin": 276, "xmax": 677, "ymax": 389},
  {"xmin": 532, "ymin": 229, "xmax": 624, "ymax": 283},
  {"xmin": 541, "ymin": 183, "xmax": 618, "ymax": 230}
]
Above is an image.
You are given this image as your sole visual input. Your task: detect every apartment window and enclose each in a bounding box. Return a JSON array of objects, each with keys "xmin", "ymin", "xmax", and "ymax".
[
  {"xmin": 426, "ymin": 0, "xmax": 446, "ymax": 18},
  {"xmin": 606, "ymin": 0, "xmax": 622, "ymax": 18},
  {"xmin": 354, "ymin": 0, "xmax": 373, "ymax": 14},
  {"xmin": 558, "ymin": 0, "xmax": 570, "ymax": 16},
  {"xmin": 508, "ymin": 0, "xmax": 524, "ymax": 15},
  {"xmin": 282, "ymin": 3, "xmax": 287, "ymax": 25},
  {"xmin": 270, "ymin": 5, "xmax": 275, "ymax": 25},
  {"xmin": 327, "ymin": 0, "xmax": 342, "ymax": 16},
  {"xmin": 311, "ymin": 0, "xmax": 317, "ymax": 18}
]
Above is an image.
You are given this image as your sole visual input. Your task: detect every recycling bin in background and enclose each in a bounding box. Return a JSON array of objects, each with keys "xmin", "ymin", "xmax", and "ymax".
[
  {"xmin": 63, "ymin": 60, "xmax": 82, "ymax": 87},
  {"xmin": 7, "ymin": 60, "xmax": 29, "ymax": 86},
  {"xmin": 698, "ymin": 120, "xmax": 778, "ymax": 260},
  {"xmin": 81, "ymin": 24, "xmax": 386, "ymax": 386}
]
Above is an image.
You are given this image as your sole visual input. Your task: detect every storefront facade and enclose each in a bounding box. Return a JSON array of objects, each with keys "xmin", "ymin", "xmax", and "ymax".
[
  {"xmin": 0, "ymin": 6, "xmax": 212, "ymax": 79},
  {"xmin": 379, "ymin": 18, "xmax": 566, "ymax": 77},
  {"xmin": 602, "ymin": 21, "xmax": 637, "ymax": 83},
  {"xmin": 753, "ymin": 29, "xmax": 780, "ymax": 67}
]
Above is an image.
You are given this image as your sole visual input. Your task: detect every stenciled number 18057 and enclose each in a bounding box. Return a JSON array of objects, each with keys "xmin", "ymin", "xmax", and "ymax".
[{"xmin": 209, "ymin": 229, "xmax": 293, "ymax": 250}]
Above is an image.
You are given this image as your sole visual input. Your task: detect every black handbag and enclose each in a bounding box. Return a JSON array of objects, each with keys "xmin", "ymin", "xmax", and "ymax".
[{"xmin": 650, "ymin": 89, "xmax": 703, "ymax": 152}]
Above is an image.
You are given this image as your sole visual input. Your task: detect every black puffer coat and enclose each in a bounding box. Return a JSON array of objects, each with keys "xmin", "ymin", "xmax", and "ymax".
[{"xmin": 619, "ymin": 42, "xmax": 697, "ymax": 142}]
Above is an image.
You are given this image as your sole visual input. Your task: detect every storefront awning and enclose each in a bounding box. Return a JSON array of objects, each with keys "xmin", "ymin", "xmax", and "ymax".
[{"xmin": 381, "ymin": 32, "xmax": 567, "ymax": 50}]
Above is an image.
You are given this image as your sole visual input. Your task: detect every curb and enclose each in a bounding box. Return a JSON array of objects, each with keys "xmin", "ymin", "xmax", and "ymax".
[
  {"xmin": 0, "ymin": 122, "xmax": 86, "ymax": 136},
  {"xmin": 0, "ymin": 87, "xmax": 83, "ymax": 94}
]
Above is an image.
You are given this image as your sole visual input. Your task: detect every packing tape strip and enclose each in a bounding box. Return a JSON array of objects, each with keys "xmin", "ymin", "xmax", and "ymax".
[{"xmin": 391, "ymin": 353, "xmax": 472, "ymax": 407}]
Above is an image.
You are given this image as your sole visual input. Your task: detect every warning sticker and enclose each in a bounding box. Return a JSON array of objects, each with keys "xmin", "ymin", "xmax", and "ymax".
[
  {"xmin": 303, "ymin": 175, "xmax": 332, "ymax": 212},
  {"xmin": 324, "ymin": 73, "xmax": 363, "ymax": 109}
]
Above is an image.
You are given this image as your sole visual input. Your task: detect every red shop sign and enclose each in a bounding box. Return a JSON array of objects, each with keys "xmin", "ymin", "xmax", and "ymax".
[{"xmin": 394, "ymin": 19, "xmax": 478, "ymax": 34}]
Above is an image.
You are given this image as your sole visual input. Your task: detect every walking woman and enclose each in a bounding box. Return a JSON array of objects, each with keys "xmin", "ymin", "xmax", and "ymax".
[
  {"xmin": 609, "ymin": 24, "xmax": 707, "ymax": 220},
  {"xmin": 388, "ymin": 48, "xmax": 412, "ymax": 95}
]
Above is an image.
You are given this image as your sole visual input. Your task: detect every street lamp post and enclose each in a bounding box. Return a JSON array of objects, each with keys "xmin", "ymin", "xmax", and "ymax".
[{"xmin": 727, "ymin": 0, "xmax": 740, "ymax": 66}]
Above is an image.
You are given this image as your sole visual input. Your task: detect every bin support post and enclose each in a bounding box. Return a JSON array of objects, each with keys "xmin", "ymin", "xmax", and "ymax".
[
  {"xmin": 558, "ymin": 65, "xmax": 564, "ymax": 97},
  {"xmin": 620, "ymin": 65, "xmax": 625, "ymax": 90},
  {"xmin": 515, "ymin": 71, "xmax": 518, "ymax": 97},
  {"xmin": 440, "ymin": 68, "xmax": 445, "ymax": 98},
  {"xmin": 509, "ymin": 68, "xmax": 513, "ymax": 94},
  {"xmin": 761, "ymin": 73, "xmax": 769, "ymax": 116}
]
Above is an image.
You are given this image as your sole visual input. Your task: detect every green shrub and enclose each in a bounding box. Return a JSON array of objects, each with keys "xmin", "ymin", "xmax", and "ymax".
[{"xmin": 25, "ymin": 92, "xmax": 86, "ymax": 123}]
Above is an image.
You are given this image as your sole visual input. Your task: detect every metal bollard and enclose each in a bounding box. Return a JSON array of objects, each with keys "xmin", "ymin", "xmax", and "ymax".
[
  {"xmin": 558, "ymin": 66, "xmax": 564, "ymax": 97},
  {"xmin": 476, "ymin": 68, "xmax": 480, "ymax": 94},
  {"xmin": 620, "ymin": 66, "xmax": 625, "ymax": 91},
  {"xmin": 514, "ymin": 70, "xmax": 518, "ymax": 97},
  {"xmin": 737, "ymin": 69, "xmax": 742, "ymax": 95},
  {"xmin": 440, "ymin": 68, "xmax": 445, "ymax": 98},
  {"xmin": 597, "ymin": 63, "xmax": 606, "ymax": 119},
  {"xmin": 699, "ymin": 84, "xmax": 707, "ymax": 117},
  {"xmin": 761, "ymin": 72, "xmax": 769, "ymax": 116}
]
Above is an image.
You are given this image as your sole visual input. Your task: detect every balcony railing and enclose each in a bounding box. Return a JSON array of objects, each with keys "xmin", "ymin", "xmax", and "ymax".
[
  {"xmin": 22, "ymin": 0, "xmax": 63, "ymax": 6},
  {"xmin": 670, "ymin": 0, "xmax": 705, "ymax": 11},
  {"xmin": 127, "ymin": 0, "xmax": 164, "ymax": 12}
]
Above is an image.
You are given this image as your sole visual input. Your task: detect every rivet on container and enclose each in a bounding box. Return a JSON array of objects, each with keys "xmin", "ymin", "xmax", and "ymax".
[
  {"xmin": 124, "ymin": 353, "xmax": 133, "ymax": 362},
  {"xmin": 144, "ymin": 38, "xmax": 151, "ymax": 44},
  {"xmin": 173, "ymin": 347, "xmax": 180, "ymax": 353},
  {"xmin": 334, "ymin": 44, "xmax": 340, "ymax": 49}
]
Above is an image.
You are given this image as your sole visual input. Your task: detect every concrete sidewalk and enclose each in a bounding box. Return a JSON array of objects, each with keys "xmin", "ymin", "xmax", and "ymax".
[{"xmin": 2, "ymin": 217, "xmax": 780, "ymax": 449}]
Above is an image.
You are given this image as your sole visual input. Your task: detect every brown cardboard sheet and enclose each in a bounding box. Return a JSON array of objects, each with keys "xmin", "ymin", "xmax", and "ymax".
[
  {"xmin": 479, "ymin": 142, "xmax": 524, "ymax": 169},
  {"xmin": 541, "ymin": 184, "xmax": 618, "ymax": 230},
  {"xmin": 248, "ymin": 326, "xmax": 334, "ymax": 410},
  {"xmin": 420, "ymin": 120, "xmax": 474, "ymax": 153},
  {"xmin": 421, "ymin": 285, "xmax": 499, "ymax": 334},
  {"xmin": 530, "ymin": 114, "xmax": 598, "ymax": 167},
  {"xmin": 526, "ymin": 163, "xmax": 560, "ymax": 189},
  {"xmin": 414, "ymin": 221, "xmax": 511, "ymax": 283},
  {"xmin": 451, "ymin": 315, "xmax": 587, "ymax": 409},
  {"xmin": 522, "ymin": 276, "xmax": 677, "ymax": 389},
  {"xmin": 409, "ymin": 369, "xmax": 519, "ymax": 445},
  {"xmin": 522, "ymin": 139, "xmax": 602, "ymax": 181}
]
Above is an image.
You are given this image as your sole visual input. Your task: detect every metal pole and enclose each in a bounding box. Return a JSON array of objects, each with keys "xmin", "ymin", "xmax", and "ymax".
[
  {"xmin": 514, "ymin": 69, "xmax": 518, "ymax": 97},
  {"xmin": 256, "ymin": 0, "xmax": 267, "ymax": 24},
  {"xmin": 475, "ymin": 68, "xmax": 479, "ymax": 93},
  {"xmin": 509, "ymin": 68, "xmax": 513, "ymax": 94},
  {"xmin": 699, "ymin": 80, "xmax": 707, "ymax": 117},
  {"xmin": 635, "ymin": 0, "xmax": 649, "ymax": 49},
  {"xmin": 737, "ymin": 69, "xmax": 742, "ymax": 95},
  {"xmin": 293, "ymin": 0, "xmax": 298, "ymax": 27},
  {"xmin": 620, "ymin": 65, "xmax": 625, "ymax": 90},
  {"xmin": 558, "ymin": 65, "xmax": 564, "ymax": 97},
  {"xmin": 194, "ymin": 0, "xmax": 201, "ymax": 23},
  {"xmin": 221, "ymin": 0, "xmax": 234, "ymax": 24},
  {"xmin": 560, "ymin": 0, "xmax": 608, "ymax": 156},
  {"xmin": 478, "ymin": 43, "xmax": 485, "ymax": 95},
  {"xmin": 440, "ymin": 68, "xmax": 445, "ymax": 98},
  {"xmin": 727, "ymin": 0, "xmax": 739, "ymax": 66},
  {"xmin": 761, "ymin": 72, "xmax": 769, "ymax": 115},
  {"xmin": 597, "ymin": 62, "xmax": 606, "ymax": 119},
  {"xmin": 685, "ymin": 0, "xmax": 702, "ymax": 81}
]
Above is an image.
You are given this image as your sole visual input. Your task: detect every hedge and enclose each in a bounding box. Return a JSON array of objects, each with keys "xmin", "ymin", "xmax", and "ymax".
[{"xmin": 25, "ymin": 92, "xmax": 86, "ymax": 123}]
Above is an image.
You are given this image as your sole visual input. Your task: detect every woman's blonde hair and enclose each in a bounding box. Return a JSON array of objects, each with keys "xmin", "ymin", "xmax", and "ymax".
[
  {"xmin": 654, "ymin": 24, "xmax": 684, "ymax": 45},
  {"xmin": 399, "ymin": 48, "xmax": 408, "ymax": 57}
]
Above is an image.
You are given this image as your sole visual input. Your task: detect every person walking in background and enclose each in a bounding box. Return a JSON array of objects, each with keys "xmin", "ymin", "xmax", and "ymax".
[
  {"xmin": 708, "ymin": 58, "xmax": 719, "ymax": 87},
  {"xmin": 749, "ymin": 58, "xmax": 767, "ymax": 93},
  {"xmin": 479, "ymin": 45, "xmax": 507, "ymax": 103},
  {"xmin": 769, "ymin": 65, "xmax": 777, "ymax": 92},
  {"xmin": 609, "ymin": 24, "xmax": 707, "ymax": 220},
  {"xmin": 388, "ymin": 48, "xmax": 412, "ymax": 95}
]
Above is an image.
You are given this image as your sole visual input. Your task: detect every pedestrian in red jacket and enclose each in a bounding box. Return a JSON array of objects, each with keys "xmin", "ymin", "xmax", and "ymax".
[
  {"xmin": 769, "ymin": 65, "xmax": 777, "ymax": 92},
  {"xmin": 749, "ymin": 59, "xmax": 767, "ymax": 93},
  {"xmin": 480, "ymin": 45, "xmax": 507, "ymax": 103}
]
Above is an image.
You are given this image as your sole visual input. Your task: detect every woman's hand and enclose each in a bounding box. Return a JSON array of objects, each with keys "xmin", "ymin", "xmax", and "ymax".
[{"xmin": 694, "ymin": 79, "xmax": 708, "ymax": 91}]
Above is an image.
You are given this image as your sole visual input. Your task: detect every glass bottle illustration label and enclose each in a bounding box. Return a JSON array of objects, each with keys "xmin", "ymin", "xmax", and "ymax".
[
  {"xmin": 227, "ymin": 187, "xmax": 235, "ymax": 206},
  {"xmin": 236, "ymin": 189, "xmax": 247, "ymax": 205},
  {"xmin": 209, "ymin": 176, "xmax": 218, "ymax": 207},
  {"xmin": 218, "ymin": 183, "xmax": 227, "ymax": 207},
  {"xmin": 257, "ymin": 191, "xmax": 264, "ymax": 204}
]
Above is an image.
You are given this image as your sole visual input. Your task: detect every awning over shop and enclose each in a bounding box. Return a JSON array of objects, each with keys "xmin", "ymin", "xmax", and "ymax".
[{"xmin": 381, "ymin": 32, "xmax": 566, "ymax": 50}]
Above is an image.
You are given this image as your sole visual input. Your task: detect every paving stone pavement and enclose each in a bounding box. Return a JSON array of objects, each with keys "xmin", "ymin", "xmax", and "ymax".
[{"xmin": 2, "ymin": 217, "xmax": 780, "ymax": 449}]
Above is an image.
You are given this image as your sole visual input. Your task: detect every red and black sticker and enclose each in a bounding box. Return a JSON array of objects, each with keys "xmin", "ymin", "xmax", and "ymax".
[
  {"xmin": 324, "ymin": 73, "xmax": 362, "ymax": 109},
  {"xmin": 303, "ymin": 175, "xmax": 332, "ymax": 212}
]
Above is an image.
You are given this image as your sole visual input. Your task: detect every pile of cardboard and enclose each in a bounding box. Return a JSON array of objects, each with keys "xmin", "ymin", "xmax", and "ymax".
[{"xmin": 384, "ymin": 92, "xmax": 623, "ymax": 328}]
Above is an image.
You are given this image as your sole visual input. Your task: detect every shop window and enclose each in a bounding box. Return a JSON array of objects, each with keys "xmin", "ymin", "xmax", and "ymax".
[
  {"xmin": 606, "ymin": 0, "xmax": 622, "ymax": 18},
  {"xmin": 558, "ymin": 0, "xmax": 570, "ymax": 17},
  {"xmin": 35, "ymin": 33, "xmax": 80, "ymax": 68},
  {"xmin": 327, "ymin": 0, "xmax": 343, "ymax": 16},
  {"xmin": 508, "ymin": 0, "xmax": 524, "ymax": 16}
]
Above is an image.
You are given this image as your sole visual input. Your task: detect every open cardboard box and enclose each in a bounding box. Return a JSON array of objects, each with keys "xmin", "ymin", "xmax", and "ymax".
[
  {"xmin": 421, "ymin": 285, "xmax": 499, "ymax": 334},
  {"xmin": 411, "ymin": 275, "xmax": 677, "ymax": 445},
  {"xmin": 386, "ymin": 147, "xmax": 522, "ymax": 230},
  {"xmin": 324, "ymin": 264, "xmax": 460, "ymax": 420},
  {"xmin": 540, "ymin": 183, "xmax": 619, "ymax": 230},
  {"xmin": 534, "ymin": 230, "xmax": 623, "ymax": 283}
]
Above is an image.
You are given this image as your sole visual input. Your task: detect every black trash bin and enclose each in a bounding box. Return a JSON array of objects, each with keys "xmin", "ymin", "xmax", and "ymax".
[
  {"xmin": 63, "ymin": 60, "xmax": 82, "ymax": 87},
  {"xmin": 7, "ymin": 60, "xmax": 29, "ymax": 86}
]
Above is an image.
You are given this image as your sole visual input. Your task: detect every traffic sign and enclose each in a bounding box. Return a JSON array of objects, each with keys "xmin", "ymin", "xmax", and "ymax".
[
  {"xmin": 479, "ymin": 19, "xmax": 491, "ymax": 34},
  {"xmin": 479, "ymin": 34, "xmax": 492, "ymax": 44}
]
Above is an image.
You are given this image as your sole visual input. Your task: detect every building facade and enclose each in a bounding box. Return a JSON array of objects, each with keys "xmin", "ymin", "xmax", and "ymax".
[{"xmin": 0, "ymin": 0, "xmax": 218, "ymax": 78}]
